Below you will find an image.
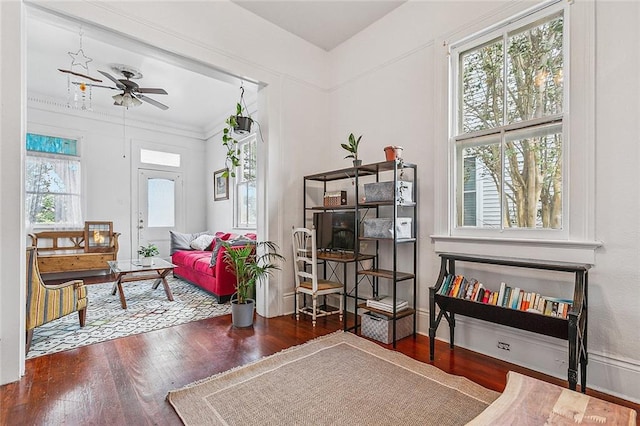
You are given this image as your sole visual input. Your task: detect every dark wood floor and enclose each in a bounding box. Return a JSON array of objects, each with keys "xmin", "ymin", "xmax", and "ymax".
[{"xmin": 2, "ymin": 310, "xmax": 638, "ymax": 425}]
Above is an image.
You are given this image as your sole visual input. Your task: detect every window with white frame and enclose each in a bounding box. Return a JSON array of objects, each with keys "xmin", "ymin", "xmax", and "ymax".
[
  {"xmin": 451, "ymin": 6, "xmax": 565, "ymax": 232},
  {"xmin": 25, "ymin": 133, "xmax": 83, "ymax": 228},
  {"xmin": 235, "ymin": 135, "xmax": 257, "ymax": 229}
]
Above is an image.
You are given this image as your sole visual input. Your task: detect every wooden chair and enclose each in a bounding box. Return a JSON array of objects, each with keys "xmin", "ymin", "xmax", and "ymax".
[
  {"xmin": 292, "ymin": 227, "xmax": 343, "ymax": 326},
  {"xmin": 25, "ymin": 247, "xmax": 88, "ymax": 353}
]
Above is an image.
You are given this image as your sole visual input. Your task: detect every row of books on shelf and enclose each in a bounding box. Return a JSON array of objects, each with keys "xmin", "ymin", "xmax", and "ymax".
[{"xmin": 437, "ymin": 274, "xmax": 573, "ymax": 319}]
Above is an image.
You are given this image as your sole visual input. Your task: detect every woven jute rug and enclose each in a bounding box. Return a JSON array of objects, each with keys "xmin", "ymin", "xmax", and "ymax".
[
  {"xmin": 167, "ymin": 331, "xmax": 499, "ymax": 425},
  {"xmin": 28, "ymin": 276, "xmax": 231, "ymax": 359}
]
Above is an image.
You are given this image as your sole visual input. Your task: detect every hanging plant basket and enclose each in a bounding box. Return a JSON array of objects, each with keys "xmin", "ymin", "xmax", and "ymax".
[{"xmin": 234, "ymin": 116, "xmax": 253, "ymax": 135}]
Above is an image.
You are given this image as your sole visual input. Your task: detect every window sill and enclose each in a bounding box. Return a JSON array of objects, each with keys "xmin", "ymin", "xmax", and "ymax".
[{"xmin": 430, "ymin": 235, "xmax": 602, "ymax": 265}]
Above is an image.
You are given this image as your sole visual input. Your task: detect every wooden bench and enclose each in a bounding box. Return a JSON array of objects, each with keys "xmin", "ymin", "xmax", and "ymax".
[{"xmin": 29, "ymin": 230, "xmax": 120, "ymax": 274}]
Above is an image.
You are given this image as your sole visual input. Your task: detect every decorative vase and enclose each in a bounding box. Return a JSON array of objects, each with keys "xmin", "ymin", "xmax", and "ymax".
[
  {"xmin": 384, "ymin": 146, "xmax": 403, "ymax": 161},
  {"xmin": 353, "ymin": 159, "xmax": 362, "ymax": 167},
  {"xmin": 141, "ymin": 257, "xmax": 153, "ymax": 267},
  {"xmin": 234, "ymin": 116, "xmax": 253, "ymax": 135},
  {"xmin": 231, "ymin": 298, "xmax": 255, "ymax": 327}
]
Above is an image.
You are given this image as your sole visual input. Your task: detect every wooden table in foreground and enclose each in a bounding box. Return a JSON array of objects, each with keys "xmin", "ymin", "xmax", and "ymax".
[{"xmin": 107, "ymin": 258, "xmax": 176, "ymax": 309}]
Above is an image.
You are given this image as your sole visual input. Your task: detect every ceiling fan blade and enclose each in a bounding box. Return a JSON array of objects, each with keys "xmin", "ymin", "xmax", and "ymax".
[
  {"xmin": 98, "ymin": 70, "xmax": 126, "ymax": 90},
  {"xmin": 137, "ymin": 88, "xmax": 168, "ymax": 95},
  {"xmin": 137, "ymin": 94, "xmax": 169, "ymax": 110}
]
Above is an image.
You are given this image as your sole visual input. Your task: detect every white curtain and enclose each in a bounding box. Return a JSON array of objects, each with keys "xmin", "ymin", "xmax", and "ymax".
[{"xmin": 25, "ymin": 154, "xmax": 83, "ymax": 229}]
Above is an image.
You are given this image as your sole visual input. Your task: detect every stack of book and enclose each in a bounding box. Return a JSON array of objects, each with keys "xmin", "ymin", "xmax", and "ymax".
[
  {"xmin": 437, "ymin": 274, "xmax": 573, "ymax": 319},
  {"xmin": 366, "ymin": 296, "xmax": 408, "ymax": 313}
]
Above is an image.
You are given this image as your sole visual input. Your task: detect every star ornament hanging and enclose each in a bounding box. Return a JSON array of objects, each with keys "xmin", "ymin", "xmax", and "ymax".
[{"xmin": 68, "ymin": 48, "xmax": 93, "ymax": 71}]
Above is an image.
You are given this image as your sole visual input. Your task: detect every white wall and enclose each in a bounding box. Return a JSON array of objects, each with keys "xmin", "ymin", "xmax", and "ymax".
[
  {"xmin": 2, "ymin": 0, "xmax": 639, "ymax": 404},
  {"xmin": 326, "ymin": 0, "xmax": 640, "ymax": 403},
  {"xmin": 0, "ymin": 0, "xmax": 26, "ymax": 387},
  {"xmin": 1, "ymin": 0, "xmax": 331, "ymax": 384},
  {"xmin": 27, "ymin": 101, "xmax": 207, "ymax": 259}
]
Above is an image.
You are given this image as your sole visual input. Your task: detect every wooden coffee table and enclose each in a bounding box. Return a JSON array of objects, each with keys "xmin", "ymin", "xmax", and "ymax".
[{"xmin": 107, "ymin": 258, "xmax": 176, "ymax": 309}]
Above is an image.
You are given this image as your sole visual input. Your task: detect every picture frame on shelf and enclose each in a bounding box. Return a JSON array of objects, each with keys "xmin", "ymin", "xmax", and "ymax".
[
  {"xmin": 214, "ymin": 168, "xmax": 229, "ymax": 201},
  {"xmin": 84, "ymin": 221, "xmax": 113, "ymax": 253}
]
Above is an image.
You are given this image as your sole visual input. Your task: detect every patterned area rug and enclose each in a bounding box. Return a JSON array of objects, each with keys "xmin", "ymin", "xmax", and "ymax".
[{"xmin": 27, "ymin": 276, "xmax": 231, "ymax": 359}]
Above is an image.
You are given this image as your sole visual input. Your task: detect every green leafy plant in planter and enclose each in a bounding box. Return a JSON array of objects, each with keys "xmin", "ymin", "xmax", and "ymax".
[
  {"xmin": 222, "ymin": 102, "xmax": 252, "ymax": 178},
  {"xmin": 138, "ymin": 243, "xmax": 159, "ymax": 258},
  {"xmin": 138, "ymin": 243, "xmax": 159, "ymax": 266},
  {"xmin": 222, "ymin": 240, "xmax": 284, "ymax": 327},
  {"xmin": 341, "ymin": 133, "xmax": 362, "ymax": 166},
  {"xmin": 222, "ymin": 85, "xmax": 256, "ymax": 178}
]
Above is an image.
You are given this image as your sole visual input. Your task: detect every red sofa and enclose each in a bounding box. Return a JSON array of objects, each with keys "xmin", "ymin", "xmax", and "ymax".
[{"xmin": 171, "ymin": 231, "xmax": 256, "ymax": 302}]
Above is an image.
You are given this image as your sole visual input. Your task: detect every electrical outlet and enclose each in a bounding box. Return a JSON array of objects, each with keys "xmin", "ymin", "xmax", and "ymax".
[{"xmin": 497, "ymin": 341, "xmax": 511, "ymax": 351}]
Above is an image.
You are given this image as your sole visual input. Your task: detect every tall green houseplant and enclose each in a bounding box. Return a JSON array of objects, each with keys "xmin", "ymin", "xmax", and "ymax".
[{"xmin": 222, "ymin": 240, "xmax": 284, "ymax": 304}]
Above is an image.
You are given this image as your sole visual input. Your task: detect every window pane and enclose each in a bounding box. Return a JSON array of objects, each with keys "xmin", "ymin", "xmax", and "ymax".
[
  {"xmin": 506, "ymin": 14, "xmax": 564, "ymax": 123},
  {"xmin": 26, "ymin": 133, "xmax": 77, "ymax": 156},
  {"xmin": 463, "ymin": 157, "xmax": 477, "ymax": 226},
  {"xmin": 236, "ymin": 181, "xmax": 257, "ymax": 228},
  {"xmin": 26, "ymin": 155, "xmax": 82, "ymax": 226},
  {"xmin": 240, "ymin": 139, "xmax": 256, "ymax": 182},
  {"xmin": 458, "ymin": 139, "xmax": 502, "ymax": 228},
  {"xmin": 460, "ymin": 38, "xmax": 504, "ymax": 133},
  {"xmin": 235, "ymin": 135, "xmax": 257, "ymax": 228},
  {"xmin": 503, "ymin": 125, "xmax": 562, "ymax": 229},
  {"xmin": 140, "ymin": 149, "xmax": 181, "ymax": 167},
  {"xmin": 148, "ymin": 178, "xmax": 175, "ymax": 227}
]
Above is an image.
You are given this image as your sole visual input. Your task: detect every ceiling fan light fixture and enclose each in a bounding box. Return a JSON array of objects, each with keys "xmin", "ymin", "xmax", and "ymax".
[{"xmin": 113, "ymin": 92, "xmax": 142, "ymax": 108}]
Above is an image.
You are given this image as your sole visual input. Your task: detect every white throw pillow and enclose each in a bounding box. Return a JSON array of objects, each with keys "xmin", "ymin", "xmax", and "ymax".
[{"xmin": 189, "ymin": 234, "xmax": 215, "ymax": 251}]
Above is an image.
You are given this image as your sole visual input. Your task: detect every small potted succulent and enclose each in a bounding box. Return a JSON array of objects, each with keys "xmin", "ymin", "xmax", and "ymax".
[
  {"xmin": 341, "ymin": 133, "xmax": 362, "ymax": 166},
  {"xmin": 138, "ymin": 243, "xmax": 159, "ymax": 266}
]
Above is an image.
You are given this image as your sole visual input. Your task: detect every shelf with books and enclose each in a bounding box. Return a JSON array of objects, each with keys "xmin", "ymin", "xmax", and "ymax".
[
  {"xmin": 429, "ymin": 253, "xmax": 590, "ymax": 393},
  {"xmin": 437, "ymin": 274, "xmax": 574, "ymax": 320}
]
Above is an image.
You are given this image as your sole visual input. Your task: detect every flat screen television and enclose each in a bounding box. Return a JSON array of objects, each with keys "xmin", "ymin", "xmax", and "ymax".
[{"xmin": 313, "ymin": 211, "xmax": 356, "ymax": 252}]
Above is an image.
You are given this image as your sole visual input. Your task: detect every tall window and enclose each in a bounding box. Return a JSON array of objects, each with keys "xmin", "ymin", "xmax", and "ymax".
[
  {"xmin": 235, "ymin": 135, "xmax": 257, "ymax": 229},
  {"xmin": 452, "ymin": 8, "xmax": 565, "ymax": 231},
  {"xmin": 25, "ymin": 133, "xmax": 83, "ymax": 228}
]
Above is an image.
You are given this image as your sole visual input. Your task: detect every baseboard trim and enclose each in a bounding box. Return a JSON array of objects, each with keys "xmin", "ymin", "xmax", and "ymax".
[
  {"xmin": 430, "ymin": 314, "xmax": 640, "ymax": 404},
  {"xmin": 281, "ymin": 297, "xmax": 639, "ymax": 403}
]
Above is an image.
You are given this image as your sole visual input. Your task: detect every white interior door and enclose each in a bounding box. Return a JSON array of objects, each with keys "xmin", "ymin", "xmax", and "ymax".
[{"xmin": 137, "ymin": 169, "xmax": 183, "ymax": 258}]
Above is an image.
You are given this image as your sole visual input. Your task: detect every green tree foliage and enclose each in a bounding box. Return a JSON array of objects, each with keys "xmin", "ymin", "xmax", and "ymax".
[{"xmin": 461, "ymin": 15, "xmax": 563, "ymax": 229}]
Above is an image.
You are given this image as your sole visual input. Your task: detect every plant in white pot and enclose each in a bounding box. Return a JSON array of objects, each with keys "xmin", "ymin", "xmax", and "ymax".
[
  {"xmin": 222, "ymin": 240, "xmax": 284, "ymax": 327},
  {"xmin": 138, "ymin": 243, "xmax": 159, "ymax": 266}
]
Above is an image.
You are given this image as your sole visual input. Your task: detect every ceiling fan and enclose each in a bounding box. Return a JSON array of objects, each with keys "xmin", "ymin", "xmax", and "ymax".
[{"xmin": 95, "ymin": 65, "xmax": 169, "ymax": 110}]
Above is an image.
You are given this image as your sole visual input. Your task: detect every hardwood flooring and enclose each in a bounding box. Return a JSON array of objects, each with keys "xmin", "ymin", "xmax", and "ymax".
[{"xmin": 2, "ymin": 312, "xmax": 638, "ymax": 425}]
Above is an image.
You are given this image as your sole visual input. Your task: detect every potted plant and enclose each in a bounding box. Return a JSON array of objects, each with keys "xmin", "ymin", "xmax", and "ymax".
[
  {"xmin": 222, "ymin": 240, "xmax": 284, "ymax": 327},
  {"xmin": 222, "ymin": 86, "xmax": 254, "ymax": 178},
  {"xmin": 138, "ymin": 243, "xmax": 159, "ymax": 266},
  {"xmin": 341, "ymin": 133, "xmax": 362, "ymax": 166}
]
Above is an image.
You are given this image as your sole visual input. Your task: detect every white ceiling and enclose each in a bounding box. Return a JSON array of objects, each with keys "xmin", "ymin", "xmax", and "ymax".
[
  {"xmin": 26, "ymin": 2, "xmax": 405, "ymax": 133},
  {"xmin": 27, "ymin": 11, "xmax": 257, "ymax": 134},
  {"xmin": 232, "ymin": 1, "xmax": 406, "ymax": 51}
]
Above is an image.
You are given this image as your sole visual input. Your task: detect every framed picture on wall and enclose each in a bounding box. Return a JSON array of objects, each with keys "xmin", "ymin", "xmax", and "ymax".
[{"xmin": 214, "ymin": 168, "xmax": 229, "ymax": 201}]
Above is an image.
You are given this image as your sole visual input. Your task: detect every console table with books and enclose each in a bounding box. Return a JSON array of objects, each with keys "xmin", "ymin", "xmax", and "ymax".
[{"xmin": 429, "ymin": 253, "xmax": 590, "ymax": 392}]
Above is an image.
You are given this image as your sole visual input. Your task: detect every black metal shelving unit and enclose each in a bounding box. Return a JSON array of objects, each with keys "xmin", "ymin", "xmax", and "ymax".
[{"xmin": 303, "ymin": 160, "xmax": 418, "ymax": 347}]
